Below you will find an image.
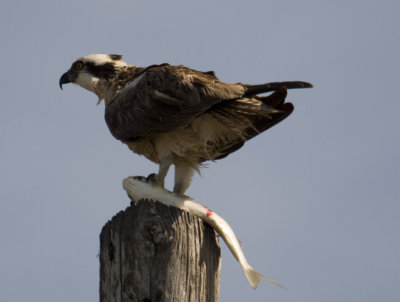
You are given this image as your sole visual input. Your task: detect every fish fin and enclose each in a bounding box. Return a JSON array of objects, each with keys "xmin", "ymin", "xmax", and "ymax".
[{"xmin": 244, "ymin": 265, "xmax": 285, "ymax": 289}]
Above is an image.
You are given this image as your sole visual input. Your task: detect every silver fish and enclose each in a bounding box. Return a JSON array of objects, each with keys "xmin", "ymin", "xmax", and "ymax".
[{"xmin": 123, "ymin": 176, "xmax": 284, "ymax": 289}]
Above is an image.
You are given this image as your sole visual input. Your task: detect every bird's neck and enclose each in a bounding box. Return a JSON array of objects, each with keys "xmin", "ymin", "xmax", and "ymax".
[
  {"xmin": 94, "ymin": 81, "xmax": 118, "ymax": 106},
  {"xmin": 95, "ymin": 65, "xmax": 139, "ymax": 107}
]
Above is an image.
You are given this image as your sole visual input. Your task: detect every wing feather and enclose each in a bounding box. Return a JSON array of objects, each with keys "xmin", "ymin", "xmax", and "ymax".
[
  {"xmin": 105, "ymin": 64, "xmax": 246, "ymax": 140},
  {"xmin": 214, "ymin": 87, "xmax": 293, "ymax": 160}
]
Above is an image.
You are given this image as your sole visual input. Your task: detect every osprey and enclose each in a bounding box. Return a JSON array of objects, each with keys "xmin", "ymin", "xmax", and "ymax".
[{"xmin": 59, "ymin": 54, "xmax": 312, "ymax": 194}]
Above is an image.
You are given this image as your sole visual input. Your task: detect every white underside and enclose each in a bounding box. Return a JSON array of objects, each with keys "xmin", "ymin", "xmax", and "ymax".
[
  {"xmin": 127, "ymin": 109, "xmax": 257, "ymax": 166},
  {"xmin": 122, "ymin": 176, "xmax": 284, "ymax": 289}
]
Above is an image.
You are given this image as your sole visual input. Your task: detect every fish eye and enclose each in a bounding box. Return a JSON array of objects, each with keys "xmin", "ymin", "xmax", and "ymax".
[{"xmin": 75, "ymin": 61, "xmax": 84, "ymax": 70}]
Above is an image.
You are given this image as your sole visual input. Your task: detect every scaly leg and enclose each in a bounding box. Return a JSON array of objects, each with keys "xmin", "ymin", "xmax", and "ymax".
[
  {"xmin": 157, "ymin": 157, "xmax": 172, "ymax": 187},
  {"xmin": 147, "ymin": 157, "xmax": 172, "ymax": 188},
  {"xmin": 173, "ymin": 163, "xmax": 195, "ymax": 194}
]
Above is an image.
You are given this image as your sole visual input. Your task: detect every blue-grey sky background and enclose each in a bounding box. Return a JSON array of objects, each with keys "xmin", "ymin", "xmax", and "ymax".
[{"xmin": 1, "ymin": 0, "xmax": 399, "ymax": 301}]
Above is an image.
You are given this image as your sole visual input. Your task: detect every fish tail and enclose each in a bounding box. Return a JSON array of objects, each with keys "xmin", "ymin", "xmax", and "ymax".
[{"xmin": 244, "ymin": 264, "xmax": 285, "ymax": 289}]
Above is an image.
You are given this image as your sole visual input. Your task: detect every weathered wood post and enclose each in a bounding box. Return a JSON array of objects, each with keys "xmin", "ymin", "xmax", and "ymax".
[{"xmin": 99, "ymin": 199, "xmax": 221, "ymax": 302}]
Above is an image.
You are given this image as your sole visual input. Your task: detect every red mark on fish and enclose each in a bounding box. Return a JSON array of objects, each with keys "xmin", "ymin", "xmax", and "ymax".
[
  {"xmin": 123, "ymin": 177, "xmax": 284, "ymax": 289},
  {"xmin": 202, "ymin": 205, "xmax": 213, "ymax": 217}
]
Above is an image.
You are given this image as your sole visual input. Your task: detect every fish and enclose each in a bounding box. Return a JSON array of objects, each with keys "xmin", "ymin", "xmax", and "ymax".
[{"xmin": 123, "ymin": 175, "xmax": 284, "ymax": 289}]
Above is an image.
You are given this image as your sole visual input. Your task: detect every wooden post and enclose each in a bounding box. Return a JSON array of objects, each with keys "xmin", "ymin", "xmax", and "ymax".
[{"xmin": 99, "ymin": 199, "xmax": 221, "ymax": 302}]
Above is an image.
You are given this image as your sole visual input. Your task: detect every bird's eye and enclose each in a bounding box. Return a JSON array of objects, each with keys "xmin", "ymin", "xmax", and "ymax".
[{"xmin": 75, "ymin": 61, "xmax": 84, "ymax": 70}]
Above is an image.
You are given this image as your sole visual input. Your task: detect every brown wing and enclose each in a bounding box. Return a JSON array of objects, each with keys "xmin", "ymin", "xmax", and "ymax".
[
  {"xmin": 105, "ymin": 64, "xmax": 246, "ymax": 141},
  {"xmin": 214, "ymin": 87, "xmax": 294, "ymax": 160}
]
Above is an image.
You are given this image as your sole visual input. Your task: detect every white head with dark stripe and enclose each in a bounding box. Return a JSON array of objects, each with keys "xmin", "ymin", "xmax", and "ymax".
[{"xmin": 59, "ymin": 54, "xmax": 128, "ymax": 103}]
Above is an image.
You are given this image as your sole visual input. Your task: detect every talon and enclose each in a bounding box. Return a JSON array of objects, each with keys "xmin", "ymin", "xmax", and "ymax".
[
  {"xmin": 133, "ymin": 176, "xmax": 147, "ymax": 182},
  {"xmin": 147, "ymin": 173, "xmax": 162, "ymax": 186},
  {"xmin": 146, "ymin": 173, "xmax": 159, "ymax": 185}
]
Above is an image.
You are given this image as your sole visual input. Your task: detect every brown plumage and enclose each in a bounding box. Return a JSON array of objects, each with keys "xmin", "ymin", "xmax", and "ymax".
[{"xmin": 59, "ymin": 54, "xmax": 312, "ymax": 193}]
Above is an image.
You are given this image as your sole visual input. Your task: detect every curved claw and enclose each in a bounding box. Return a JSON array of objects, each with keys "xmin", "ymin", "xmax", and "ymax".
[{"xmin": 147, "ymin": 173, "xmax": 162, "ymax": 186}]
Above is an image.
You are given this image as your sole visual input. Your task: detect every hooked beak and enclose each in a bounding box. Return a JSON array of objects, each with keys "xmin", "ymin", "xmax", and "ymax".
[{"xmin": 59, "ymin": 71, "xmax": 72, "ymax": 90}]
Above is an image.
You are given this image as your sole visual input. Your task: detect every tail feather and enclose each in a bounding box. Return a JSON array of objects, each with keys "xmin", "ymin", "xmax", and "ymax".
[
  {"xmin": 257, "ymin": 86, "xmax": 288, "ymax": 108},
  {"xmin": 213, "ymin": 89, "xmax": 293, "ymax": 161},
  {"xmin": 213, "ymin": 82, "xmax": 311, "ymax": 161},
  {"xmin": 244, "ymin": 264, "xmax": 285, "ymax": 289},
  {"xmin": 244, "ymin": 81, "xmax": 313, "ymax": 97}
]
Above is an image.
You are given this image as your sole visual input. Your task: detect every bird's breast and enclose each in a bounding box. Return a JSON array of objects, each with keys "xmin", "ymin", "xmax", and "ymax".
[{"xmin": 124, "ymin": 111, "xmax": 252, "ymax": 165}]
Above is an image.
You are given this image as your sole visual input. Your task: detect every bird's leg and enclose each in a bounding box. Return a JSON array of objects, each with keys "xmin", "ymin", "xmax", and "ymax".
[
  {"xmin": 150, "ymin": 157, "xmax": 172, "ymax": 188},
  {"xmin": 173, "ymin": 163, "xmax": 195, "ymax": 194}
]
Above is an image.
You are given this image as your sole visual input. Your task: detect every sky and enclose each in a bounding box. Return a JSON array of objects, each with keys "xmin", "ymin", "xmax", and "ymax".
[{"xmin": 1, "ymin": 0, "xmax": 399, "ymax": 301}]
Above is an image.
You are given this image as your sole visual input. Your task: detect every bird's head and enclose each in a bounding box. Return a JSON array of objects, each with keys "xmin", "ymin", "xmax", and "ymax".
[{"xmin": 59, "ymin": 54, "xmax": 128, "ymax": 104}]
